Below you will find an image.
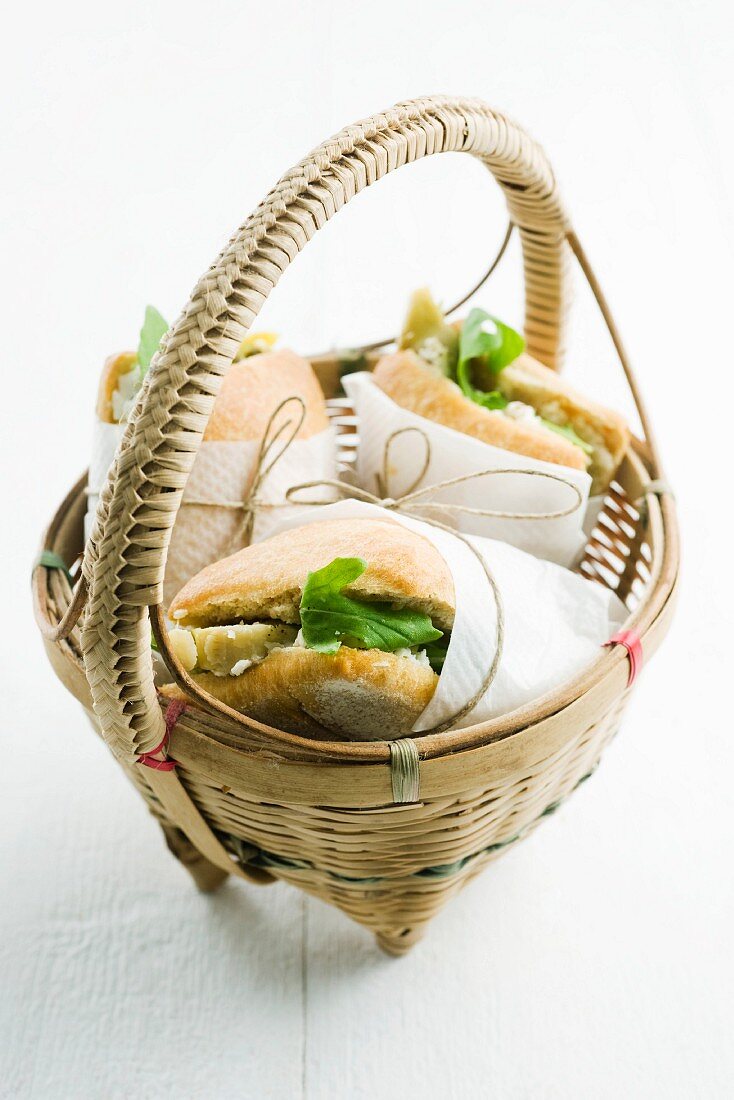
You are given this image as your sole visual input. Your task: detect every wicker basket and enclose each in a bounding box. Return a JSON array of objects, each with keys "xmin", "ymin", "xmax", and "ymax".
[{"xmin": 34, "ymin": 97, "xmax": 678, "ymax": 955}]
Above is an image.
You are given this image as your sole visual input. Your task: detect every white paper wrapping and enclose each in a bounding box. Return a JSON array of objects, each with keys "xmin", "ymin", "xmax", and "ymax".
[
  {"xmin": 85, "ymin": 421, "xmax": 124, "ymax": 543},
  {"xmin": 85, "ymin": 419, "xmax": 337, "ymax": 608},
  {"xmin": 268, "ymin": 499, "xmax": 627, "ymax": 733},
  {"xmin": 342, "ymin": 372, "xmax": 593, "ymax": 567}
]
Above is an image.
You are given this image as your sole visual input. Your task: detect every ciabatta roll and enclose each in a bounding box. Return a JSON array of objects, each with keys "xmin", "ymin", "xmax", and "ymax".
[{"xmin": 163, "ymin": 518, "xmax": 453, "ymax": 741}]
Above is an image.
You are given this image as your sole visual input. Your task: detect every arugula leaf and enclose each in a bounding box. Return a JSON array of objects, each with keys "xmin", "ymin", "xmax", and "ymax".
[
  {"xmin": 455, "ymin": 368, "xmax": 508, "ymax": 411},
  {"xmin": 541, "ymin": 419, "xmax": 594, "ymax": 456},
  {"xmin": 300, "ymin": 557, "xmax": 444, "ymax": 656},
  {"xmin": 137, "ymin": 306, "xmax": 168, "ymax": 375},
  {"xmin": 459, "ymin": 308, "xmax": 525, "ymax": 374},
  {"xmin": 455, "ymin": 308, "xmax": 524, "ymax": 410}
]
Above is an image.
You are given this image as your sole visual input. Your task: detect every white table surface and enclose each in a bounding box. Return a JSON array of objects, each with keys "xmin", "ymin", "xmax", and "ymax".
[{"xmin": 2, "ymin": 1, "xmax": 732, "ymax": 1097}]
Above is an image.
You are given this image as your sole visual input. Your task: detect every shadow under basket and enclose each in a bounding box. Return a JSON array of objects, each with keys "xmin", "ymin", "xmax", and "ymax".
[{"xmin": 34, "ymin": 97, "xmax": 679, "ymax": 955}]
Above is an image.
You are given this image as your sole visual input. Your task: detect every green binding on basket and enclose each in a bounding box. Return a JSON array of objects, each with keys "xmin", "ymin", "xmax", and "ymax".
[
  {"xmin": 224, "ymin": 767, "xmax": 598, "ymax": 885},
  {"xmin": 36, "ymin": 550, "xmax": 74, "ymax": 584}
]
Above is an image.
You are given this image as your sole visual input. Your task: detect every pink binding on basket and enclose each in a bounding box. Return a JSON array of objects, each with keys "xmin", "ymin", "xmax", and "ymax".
[
  {"xmin": 604, "ymin": 630, "xmax": 643, "ymax": 686},
  {"xmin": 137, "ymin": 700, "xmax": 186, "ymax": 770}
]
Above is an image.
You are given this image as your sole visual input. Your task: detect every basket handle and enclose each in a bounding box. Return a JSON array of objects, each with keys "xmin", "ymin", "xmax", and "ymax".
[{"xmin": 81, "ymin": 95, "xmax": 573, "ymax": 762}]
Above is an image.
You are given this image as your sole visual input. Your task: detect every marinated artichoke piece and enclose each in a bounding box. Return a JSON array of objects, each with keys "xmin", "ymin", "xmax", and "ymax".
[
  {"xmin": 169, "ymin": 627, "xmax": 198, "ymax": 672},
  {"xmin": 197, "ymin": 622, "xmax": 297, "ymax": 675},
  {"xmin": 398, "ymin": 288, "xmax": 458, "ymax": 376},
  {"xmin": 168, "ymin": 622, "xmax": 298, "ymax": 676}
]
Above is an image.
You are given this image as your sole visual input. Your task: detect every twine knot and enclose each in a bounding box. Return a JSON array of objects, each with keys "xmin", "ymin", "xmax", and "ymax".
[{"xmin": 182, "ymin": 395, "xmax": 308, "ymax": 555}]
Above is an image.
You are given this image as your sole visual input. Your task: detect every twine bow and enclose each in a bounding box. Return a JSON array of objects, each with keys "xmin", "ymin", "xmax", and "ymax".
[
  {"xmin": 288, "ymin": 425, "xmax": 583, "ymax": 524},
  {"xmin": 184, "ymin": 408, "xmax": 583, "ymax": 549}
]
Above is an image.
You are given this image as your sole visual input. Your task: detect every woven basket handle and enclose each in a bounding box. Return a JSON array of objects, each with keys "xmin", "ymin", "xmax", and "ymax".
[{"xmin": 81, "ymin": 96, "xmax": 572, "ymax": 762}]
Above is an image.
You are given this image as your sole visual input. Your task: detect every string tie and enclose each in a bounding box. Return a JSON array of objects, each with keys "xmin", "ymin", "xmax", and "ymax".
[{"xmin": 181, "ymin": 395, "xmax": 308, "ymax": 556}]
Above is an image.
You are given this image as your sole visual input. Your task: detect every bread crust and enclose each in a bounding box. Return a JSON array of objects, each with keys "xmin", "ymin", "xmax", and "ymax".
[
  {"xmin": 169, "ymin": 517, "xmax": 455, "ymax": 630},
  {"xmin": 161, "ymin": 645, "xmax": 438, "ymax": 741},
  {"xmin": 372, "ymin": 351, "xmax": 588, "ymax": 471},
  {"xmin": 204, "ymin": 349, "xmax": 328, "ymax": 442}
]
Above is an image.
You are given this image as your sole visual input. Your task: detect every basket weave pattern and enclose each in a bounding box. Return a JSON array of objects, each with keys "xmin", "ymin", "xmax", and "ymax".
[
  {"xmin": 35, "ymin": 97, "xmax": 678, "ymax": 953},
  {"xmin": 49, "ymin": 623, "xmax": 628, "ymax": 952}
]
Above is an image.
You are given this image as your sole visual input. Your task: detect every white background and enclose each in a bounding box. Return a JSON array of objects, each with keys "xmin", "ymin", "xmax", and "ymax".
[{"xmin": 2, "ymin": 1, "xmax": 732, "ymax": 1097}]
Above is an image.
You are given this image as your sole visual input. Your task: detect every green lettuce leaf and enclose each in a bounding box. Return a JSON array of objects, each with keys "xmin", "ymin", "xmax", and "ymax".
[
  {"xmin": 540, "ymin": 419, "xmax": 594, "ymax": 456},
  {"xmin": 455, "ymin": 307, "xmax": 524, "ymax": 410},
  {"xmin": 137, "ymin": 306, "xmax": 169, "ymax": 375},
  {"xmin": 459, "ymin": 307, "xmax": 525, "ymax": 374},
  {"xmin": 455, "ymin": 372, "xmax": 508, "ymax": 411},
  {"xmin": 299, "ymin": 557, "xmax": 444, "ymax": 655}
]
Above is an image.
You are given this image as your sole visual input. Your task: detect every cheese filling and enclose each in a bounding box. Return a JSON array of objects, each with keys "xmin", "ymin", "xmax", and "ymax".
[
  {"xmin": 502, "ymin": 399, "xmax": 539, "ymax": 424},
  {"xmin": 415, "ymin": 334, "xmax": 456, "ymax": 376}
]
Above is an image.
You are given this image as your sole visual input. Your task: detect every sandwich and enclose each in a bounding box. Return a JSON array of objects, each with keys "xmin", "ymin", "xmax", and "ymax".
[
  {"xmin": 372, "ymin": 289, "xmax": 629, "ymax": 493},
  {"xmin": 163, "ymin": 518, "xmax": 454, "ymax": 741},
  {"xmin": 90, "ymin": 307, "xmax": 332, "ymax": 603},
  {"xmin": 160, "ymin": 340, "xmax": 331, "ymax": 604}
]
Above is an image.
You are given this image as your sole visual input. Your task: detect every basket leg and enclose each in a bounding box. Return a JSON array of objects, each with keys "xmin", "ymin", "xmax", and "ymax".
[
  {"xmin": 375, "ymin": 925, "xmax": 426, "ymax": 957},
  {"xmin": 160, "ymin": 823, "xmax": 229, "ymax": 893}
]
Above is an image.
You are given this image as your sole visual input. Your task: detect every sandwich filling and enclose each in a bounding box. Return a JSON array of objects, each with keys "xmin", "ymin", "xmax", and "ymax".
[
  {"xmin": 168, "ymin": 556, "xmax": 450, "ymax": 678},
  {"xmin": 112, "ymin": 362, "xmax": 144, "ymax": 423},
  {"xmin": 399, "ymin": 289, "xmax": 593, "ymax": 463},
  {"xmin": 107, "ymin": 306, "xmax": 169, "ymax": 424}
]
